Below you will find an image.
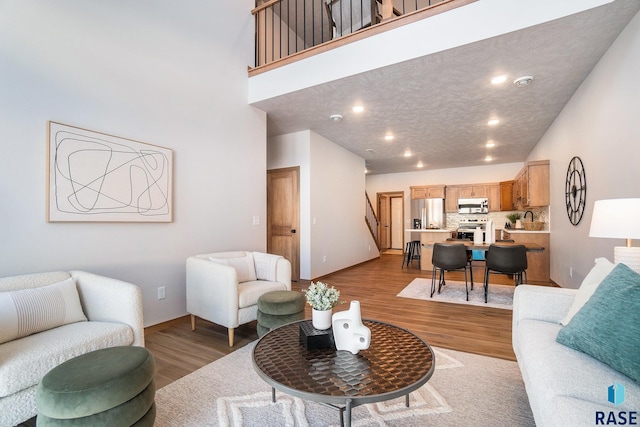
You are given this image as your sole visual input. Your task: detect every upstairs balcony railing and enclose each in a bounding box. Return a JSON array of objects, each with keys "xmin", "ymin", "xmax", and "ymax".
[{"xmin": 251, "ymin": 0, "xmax": 475, "ymax": 71}]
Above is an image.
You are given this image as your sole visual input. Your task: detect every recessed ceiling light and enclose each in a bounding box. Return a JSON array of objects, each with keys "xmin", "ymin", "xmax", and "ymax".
[
  {"xmin": 491, "ymin": 74, "xmax": 508, "ymax": 85},
  {"xmin": 329, "ymin": 114, "xmax": 343, "ymax": 122},
  {"xmin": 486, "ymin": 140, "xmax": 496, "ymax": 148},
  {"xmin": 485, "ymin": 156, "xmax": 493, "ymax": 162},
  {"xmin": 417, "ymin": 161, "xmax": 424, "ymax": 168},
  {"xmin": 487, "ymin": 118, "xmax": 500, "ymax": 126},
  {"xmin": 352, "ymin": 105, "xmax": 364, "ymax": 113},
  {"xmin": 404, "ymin": 150, "xmax": 412, "ymax": 157},
  {"xmin": 384, "ymin": 134, "xmax": 394, "ymax": 141},
  {"xmin": 514, "ymin": 76, "xmax": 534, "ymax": 87}
]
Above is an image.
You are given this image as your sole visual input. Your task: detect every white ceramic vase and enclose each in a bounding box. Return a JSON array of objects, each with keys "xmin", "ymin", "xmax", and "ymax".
[
  {"xmin": 312, "ymin": 308, "xmax": 333, "ymax": 330},
  {"xmin": 332, "ymin": 301, "xmax": 371, "ymax": 354}
]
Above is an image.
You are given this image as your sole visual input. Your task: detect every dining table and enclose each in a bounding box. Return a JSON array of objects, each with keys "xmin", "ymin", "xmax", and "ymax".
[{"xmin": 421, "ymin": 240, "xmax": 545, "ymax": 252}]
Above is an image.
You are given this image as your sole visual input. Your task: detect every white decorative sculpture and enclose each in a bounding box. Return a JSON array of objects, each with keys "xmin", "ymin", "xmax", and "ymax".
[{"xmin": 331, "ymin": 301, "xmax": 371, "ymax": 354}]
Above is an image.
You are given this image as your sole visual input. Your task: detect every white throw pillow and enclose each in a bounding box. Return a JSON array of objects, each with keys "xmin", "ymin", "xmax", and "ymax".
[
  {"xmin": 209, "ymin": 254, "xmax": 257, "ymax": 283},
  {"xmin": 253, "ymin": 252, "xmax": 281, "ymax": 282},
  {"xmin": 560, "ymin": 257, "xmax": 615, "ymax": 325},
  {"xmin": 0, "ymin": 277, "xmax": 87, "ymax": 344}
]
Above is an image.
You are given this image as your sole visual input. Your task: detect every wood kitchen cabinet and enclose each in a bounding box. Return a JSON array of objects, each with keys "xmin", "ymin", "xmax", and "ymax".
[
  {"xmin": 514, "ymin": 160, "xmax": 549, "ymax": 208},
  {"xmin": 502, "ymin": 231, "xmax": 550, "ymax": 283},
  {"xmin": 446, "ymin": 183, "xmax": 500, "ymax": 212},
  {"xmin": 487, "ymin": 184, "xmax": 500, "ymax": 212},
  {"xmin": 458, "ymin": 185, "xmax": 487, "ymax": 198},
  {"xmin": 500, "ymin": 181, "xmax": 514, "ymax": 211},
  {"xmin": 445, "ymin": 186, "xmax": 459, "ymax": 212},
  {"xmin": 411, "ymin": 185, "xmax": 445, "ymax": 199},
  {"xmin": 526, "ymin": 161, "xmax": 550, "ymax": 207}
]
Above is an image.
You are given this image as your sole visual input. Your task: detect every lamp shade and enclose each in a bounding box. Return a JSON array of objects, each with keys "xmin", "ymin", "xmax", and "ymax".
[{"xmin": 589, "ymin": 198, "xmax": 640, "ymax": 240}]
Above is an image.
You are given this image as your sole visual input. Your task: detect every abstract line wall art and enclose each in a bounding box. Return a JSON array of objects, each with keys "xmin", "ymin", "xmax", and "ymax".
[{"xmin": 47, "ymin": 121, "xmax": 173, "ymax": 222}]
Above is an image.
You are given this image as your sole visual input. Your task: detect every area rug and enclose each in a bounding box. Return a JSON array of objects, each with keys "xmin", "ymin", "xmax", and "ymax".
[
  {"xmin": 397, "ymin": 278, "xmax": 514, "ymax": 309},
  {"xmin": 154, "ymin": 342, "xmax": 534, "ymax": 427}
]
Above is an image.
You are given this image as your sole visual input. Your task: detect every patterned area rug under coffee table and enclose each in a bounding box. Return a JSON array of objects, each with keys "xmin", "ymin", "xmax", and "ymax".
[
  {"xmin": 397, "ymin": 278, "xmax": 514, "ymax": 309},
  {"xmin": 154, "ymin": 341, "xmax": 534, "ymax": 427}
]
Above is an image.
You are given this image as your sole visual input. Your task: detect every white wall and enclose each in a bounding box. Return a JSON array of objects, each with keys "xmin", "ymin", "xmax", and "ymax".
[
  {"xmin": 249, "ymin": 0, "xmax": 613, "ymax": 102},
  {"xmin": 267, "ymin": 131, "xmax": 312, "ymax": 278},
  {"xmin": 526, "ymin": 10, "xmax": 640, "ymax": 288},
  {"xmin": 309, "ymin": 132, "xmax": 378, "ymax": 278},
  {"xmin": 366, "ymin": 162, "xmax": 523, "ymax": 239},
  {"xmin": 0, "ymin": 0, "xmax": 266, "ymax": 326},
  {"xmin": 268, "ymin": 131, "xmax": 378, "ymax": 279}
]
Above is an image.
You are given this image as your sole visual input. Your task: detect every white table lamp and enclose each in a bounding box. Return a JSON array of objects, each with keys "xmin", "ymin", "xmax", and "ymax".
[{"xmin": 589, "ymin": 198, "xmax": 640, "ymax": 273}]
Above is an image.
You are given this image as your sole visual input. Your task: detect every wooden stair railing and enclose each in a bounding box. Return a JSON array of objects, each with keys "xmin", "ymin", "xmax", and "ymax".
[
  {"xmin": 251, "ymin": 0, "xmax": 477, "ymax": 70},
  {"xmin": 365, "ymin": 192, "xmax": 381, "ymax": 251}
]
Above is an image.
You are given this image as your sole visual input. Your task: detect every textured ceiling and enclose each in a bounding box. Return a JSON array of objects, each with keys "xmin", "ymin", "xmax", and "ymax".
[{"xmin": 251, "ymin": 1, "xmax": 640, "ymax": 175}]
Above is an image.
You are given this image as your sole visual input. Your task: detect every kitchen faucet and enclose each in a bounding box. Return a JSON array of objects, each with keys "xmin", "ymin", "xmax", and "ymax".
[{"xmin": 524, "ymin": 210, "xmax": 534, "ymax": 222}]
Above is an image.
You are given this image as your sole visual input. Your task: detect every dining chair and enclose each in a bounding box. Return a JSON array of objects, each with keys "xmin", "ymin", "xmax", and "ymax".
[
  {"xmin": 483, "ymin": 244, "xmax": 528, "ymax": 303},
  {"xmin": 445, "ymin": 238, "xmax": 475, "ymax": 288},
  {"xmin": 431, "ymin": 243, "xmax": 471, "ymax": 300}
]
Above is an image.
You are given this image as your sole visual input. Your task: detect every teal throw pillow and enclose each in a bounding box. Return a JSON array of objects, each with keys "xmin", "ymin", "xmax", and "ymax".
[{"xmin": 556, "ymin": 263, "xmax": 640, "ymax": 382}]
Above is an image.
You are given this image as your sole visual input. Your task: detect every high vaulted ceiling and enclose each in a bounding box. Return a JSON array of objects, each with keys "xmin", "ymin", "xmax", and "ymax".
[{"xmin": 251, "ymin": 0, "xmax": 640, "ymax": 175}]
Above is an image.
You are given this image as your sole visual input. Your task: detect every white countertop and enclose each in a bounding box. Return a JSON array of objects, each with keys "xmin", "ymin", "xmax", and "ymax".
[
  {"xmin": 499, "ymin": 228, "xmax": 550, "ymax": 234},
  {"xmin": 405, "ymin": 229, "xmax": 455, "ymax": 233},
  {"xmin": 405, "ymin": 228, "xmax": 549, "ymax": 234}
]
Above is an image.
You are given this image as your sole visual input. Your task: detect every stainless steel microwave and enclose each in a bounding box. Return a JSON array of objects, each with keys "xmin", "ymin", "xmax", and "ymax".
[{"xmin": 458, "ymin": 198, "xmax": 489, "ymax": 214}]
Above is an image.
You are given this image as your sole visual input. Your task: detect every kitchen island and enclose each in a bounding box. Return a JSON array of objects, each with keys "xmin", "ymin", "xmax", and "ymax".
[
  {"xmin": 408, "ymin": 228, "xmax": 550, "ymax": 284},
  {"xmin": 500, "ymin": 229, "xmax": 550, "ymax": 283},
  {"xmin": 405, "ymin": 229, "xmax": 456, "ymax": 270}
]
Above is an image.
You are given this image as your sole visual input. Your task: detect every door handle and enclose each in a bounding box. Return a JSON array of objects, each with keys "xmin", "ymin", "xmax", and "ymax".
[{"xmin": 291, "ymin": 229, "xmax": 296, "ymax": 233}]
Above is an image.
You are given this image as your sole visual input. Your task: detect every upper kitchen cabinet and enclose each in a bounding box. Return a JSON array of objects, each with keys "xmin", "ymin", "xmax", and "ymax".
[
  {"xmin": 411, "ymin": 185, "xmax": 445, "ymax": 199},
  {"xmin": 458, "ymin": 185, "xmax": 487, "ymax": 198},
  {"xmin": 445, "ymin": 186, "xmax": 459, "ymax": 212},
  {"xmin": 487, "ymin": 183, "xmax": 500, "ymax": 212},
  {"xmin": 515, "ymin": 160, "xmax": 550, "ymax": 208},
  {"xmin": 500, "ymin": 181, "xmax": 515, "ymax": 211},
  {"xmin": 446, "ymin": 183, "xmax": 500, "ymax": 212}
]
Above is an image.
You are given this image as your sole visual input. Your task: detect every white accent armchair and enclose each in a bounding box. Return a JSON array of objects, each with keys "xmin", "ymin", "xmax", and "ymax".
[{"xmin": 186, "ymin": 251, "xmax": 291, "ymax": 346}]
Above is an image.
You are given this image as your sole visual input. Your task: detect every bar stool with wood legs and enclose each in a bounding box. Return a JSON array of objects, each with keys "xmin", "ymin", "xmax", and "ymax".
[
  {"xmin": 483, "ymin": 244, "xmax": 528, "ymax": 303},
  {"xmin": 431, "ymin": 243, "xmax": 471, "ymax": 300}
]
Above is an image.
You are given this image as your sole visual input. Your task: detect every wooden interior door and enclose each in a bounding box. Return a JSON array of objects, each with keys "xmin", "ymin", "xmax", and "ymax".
[
  {"xmin": 378, "ymin": 194, "xmax": 390, "ymax": 250},
  {"xmin": 267, "ymin": 167, "xmax": 300, "ymax": 281},
  {"xmin": 377, "ymin": 191, "xmax": 404, "ymax": 252},
  {"xmin": 390, "ymin": 196, "xmax": 403, "ymax": 249}
]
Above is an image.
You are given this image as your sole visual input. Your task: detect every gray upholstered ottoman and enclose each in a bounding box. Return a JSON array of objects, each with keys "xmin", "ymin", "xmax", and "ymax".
[
  {"xmin": 36, "ymin": 346, "xmax": 155, "ymax": 426},
  {"xmin": 257, "ymin": 290, "xmax": 305, "ymax": 337}
]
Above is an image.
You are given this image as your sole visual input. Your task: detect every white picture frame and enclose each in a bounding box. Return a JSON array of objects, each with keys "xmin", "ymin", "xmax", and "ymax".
[{"xmin": 47, "ymin": 121, "xmax": 173, "ymax": 222}]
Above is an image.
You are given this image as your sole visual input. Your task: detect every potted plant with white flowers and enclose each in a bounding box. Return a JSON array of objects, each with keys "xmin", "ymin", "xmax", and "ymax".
[{"xmin": 304, "ymin": 281, "xmax": 343, "ymax": 330}]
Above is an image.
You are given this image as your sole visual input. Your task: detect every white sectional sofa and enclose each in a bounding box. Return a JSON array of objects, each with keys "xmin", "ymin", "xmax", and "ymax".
[
  {"xmin": 513, "ymin": 284, "xmax": 640, "ymax": 426},
  {"xmin": 0, "ymin": 270, "xmax": 144, "ymax": 427}
]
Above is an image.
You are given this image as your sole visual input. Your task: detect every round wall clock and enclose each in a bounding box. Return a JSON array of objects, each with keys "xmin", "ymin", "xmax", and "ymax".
[{"xmin": 565, "ymin": 156, "xmax": 587, "ymax": 225}]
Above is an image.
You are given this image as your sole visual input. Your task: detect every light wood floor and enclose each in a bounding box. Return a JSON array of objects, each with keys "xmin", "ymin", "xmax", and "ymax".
[{"xmin": 145, "ymin": 253, "xmax": 553, "ymax": 390}]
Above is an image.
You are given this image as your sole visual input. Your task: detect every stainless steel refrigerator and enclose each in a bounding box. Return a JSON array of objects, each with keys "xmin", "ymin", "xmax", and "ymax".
[{"xmin": 411, "ymin": 198, "xmax": 445, "ymax": 229}]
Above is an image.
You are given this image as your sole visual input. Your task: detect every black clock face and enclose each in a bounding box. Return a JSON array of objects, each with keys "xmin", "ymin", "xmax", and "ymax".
[{"xmin": 565, "ymin": 156, "xmax": 587, "ymax": 226}]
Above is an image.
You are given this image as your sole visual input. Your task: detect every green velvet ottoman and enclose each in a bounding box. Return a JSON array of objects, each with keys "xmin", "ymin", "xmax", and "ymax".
[
  {"xmin": 36, "ymin": 346, "xmax": 155, "ymax": 427},
  {"xmin": 257, "ymin": 290, "xmax": 305, "ymax": 337}
]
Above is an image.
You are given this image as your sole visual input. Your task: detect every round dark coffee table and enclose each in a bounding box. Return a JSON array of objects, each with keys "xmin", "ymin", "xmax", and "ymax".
[{"xmin": 252, "ymin": 319, "xmax": 435, "ymax": 427}]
